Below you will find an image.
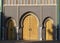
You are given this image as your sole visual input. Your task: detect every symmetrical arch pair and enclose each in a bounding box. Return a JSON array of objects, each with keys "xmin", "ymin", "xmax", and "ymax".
[{"xmin": 5, "ymin": 11, "xmax": 54, "ymax": 40}]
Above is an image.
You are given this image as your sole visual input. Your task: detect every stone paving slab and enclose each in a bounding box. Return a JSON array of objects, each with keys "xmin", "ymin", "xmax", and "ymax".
[{"xmin": 0, "ymin": 40, "xmax": 60, "ymax": 43}]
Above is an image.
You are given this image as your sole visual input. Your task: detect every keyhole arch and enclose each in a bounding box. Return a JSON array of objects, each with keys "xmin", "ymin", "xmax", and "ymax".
[
  {"xmin": 42, "ymin": 17, "xmax": 54, "ymax": 40},
  {"xmin": 19, "ymin": 11, "xmax": 39, "ymax": 29},
  {"xmin": 5, "ymin": 17, "xmax": 17, "ymax": 40},
  {"xmin": 19, "ymin": 11, "xmax": 39, "ymax": 40}
]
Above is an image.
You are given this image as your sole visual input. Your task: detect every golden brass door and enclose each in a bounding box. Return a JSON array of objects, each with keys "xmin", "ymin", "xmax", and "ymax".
[
  {"xmin": 45, "ymin": 18, "xmax": 53, "ymax": 40},
  {"xmin": 23, "ymin": 13, "xmax": 39, "ymax": 40},
  {"xmin": 6, "ymin": 18, "xmax": 16, "ymax": 40}
]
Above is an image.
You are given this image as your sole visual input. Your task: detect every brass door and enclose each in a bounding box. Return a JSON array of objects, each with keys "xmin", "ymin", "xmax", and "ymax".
[
  {"xmin": 7, "ymin": 18, "xmax": 16, "ymax": 40},
  {"xmin": 23, "ymin": 13, "xmax": 39, "ymax": 40},
  {"xmin": 45, "ymin": 18, "xmax": 53, "ymax": 40}
]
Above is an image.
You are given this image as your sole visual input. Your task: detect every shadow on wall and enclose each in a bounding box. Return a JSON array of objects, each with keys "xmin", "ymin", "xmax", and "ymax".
[
  {"xmin": 42, "ymin": 24, "xmax": 57, "ymax": 40},
  {"xmin": 1, "ymin": 12, "xmax": 17, "ymax": 40},
  {"xmin": 1, "ymin": 12, "xmax": 8, "ymax": 40},
  {"xmin": 57, "ymin": 24, "xmax": 60, "ymax": 40},
  {"xmin": 0, "ymin": 12, "xmax": 1, "ymax": 40},
  {"xmin": 4, "ymin": 17, "xmax": 17, "ymax": 40},
  {"xmin": 42, "ymin": 17, "xmax": 57, "ymax": 40},
  {"xmin": 48, "ymin": 25, "xmax": 57, "ymax": 40}
]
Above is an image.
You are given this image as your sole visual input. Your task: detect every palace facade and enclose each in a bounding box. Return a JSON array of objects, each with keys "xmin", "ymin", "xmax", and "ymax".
[{"xmin": 0, "ymin": 0, "xmax": 60, "ymax": 40}]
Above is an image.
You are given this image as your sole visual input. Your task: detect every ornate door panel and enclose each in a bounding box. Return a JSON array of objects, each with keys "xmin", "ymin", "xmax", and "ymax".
[
  {"xmin": 6, "ymin": 18, "xmax": 16, "ymax": 40},
  {"xmin": 45, "ymin": 18, "xmax": 53, "ymax": 40},
  {"xmin": 23, "ymin": 13, "xmax": 39, "ymax": 40},
  {"xmin": 23, "ymin": 15, "xmax": 30, "ymax": 40}
]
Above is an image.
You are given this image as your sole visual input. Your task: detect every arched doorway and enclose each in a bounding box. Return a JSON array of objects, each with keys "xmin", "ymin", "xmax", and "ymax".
[
  {"xmin": 6, "ymin": 17, "xmax": 17, "ymax": 40},
  {"xmin": 20, "ymin": 11, "xmax": 39, "ymax": 40},
  {"xmin": 43, "ymin": 17, "xmax": 54, "ymax": 40}
]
